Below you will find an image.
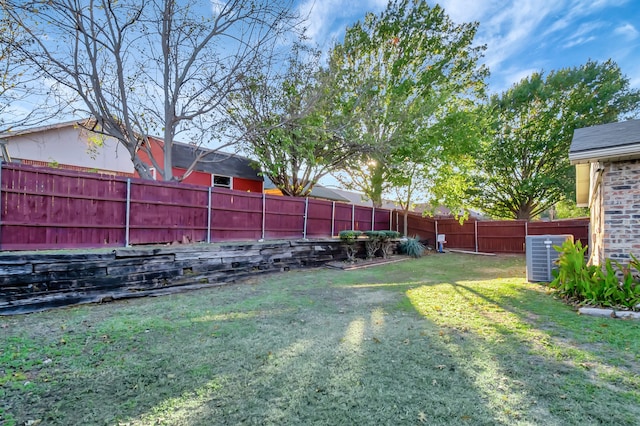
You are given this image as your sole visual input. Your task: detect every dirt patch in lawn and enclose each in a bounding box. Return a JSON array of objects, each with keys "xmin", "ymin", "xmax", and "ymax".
[{"xmin": 325, "ymin": 255, "xmax": 410, "ymax": 270}]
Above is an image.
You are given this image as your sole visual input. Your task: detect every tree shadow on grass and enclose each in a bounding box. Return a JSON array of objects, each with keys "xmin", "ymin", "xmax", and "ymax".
[
  {"xmin": 1, "ymin": 279, "xmax": 510, "ymax": 425},
  {"xmin": 417, "ymin": 281, "xmax": 640, "ymax": 424},
  {"xmin": 5, "ymin": 257, "xmax": 639, "ymax": 425}
]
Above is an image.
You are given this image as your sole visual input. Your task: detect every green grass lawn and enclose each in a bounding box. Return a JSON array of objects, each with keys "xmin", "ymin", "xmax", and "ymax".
[{"xmin": 2, "ymin": 252, "xmax": 639, "ymax": 425}]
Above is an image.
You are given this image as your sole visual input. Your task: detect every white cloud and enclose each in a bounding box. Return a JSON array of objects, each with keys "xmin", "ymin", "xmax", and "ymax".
[
  {"xmin": 475, "ymin": 1, "xmax": 561, "ymax": 70},
  {"xmin": 504, "ymin": 67, "xmax": 540, "ymax": 86},
  {"xmin": 297, "ymin": 0, "xmax": 386, "ymax": 46},
  {"xmin": 560, "ymin": 21, "xmax": 603, "ymax": 48},
  {"xmin": 614, "ymin": 23, "xmax": 639, "ymax": 40},
  {"xmin": 438, "ymin": 0, "xmax": 497, "ymax": 25},
  {"xmin": 563, "ymin": 36, "xmax": 596, "ymax": 48}
]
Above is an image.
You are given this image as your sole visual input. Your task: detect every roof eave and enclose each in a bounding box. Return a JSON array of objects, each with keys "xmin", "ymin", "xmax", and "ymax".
[{"xmin": 569, "ymin": 143, "xmax": 640, "ymax": 165}]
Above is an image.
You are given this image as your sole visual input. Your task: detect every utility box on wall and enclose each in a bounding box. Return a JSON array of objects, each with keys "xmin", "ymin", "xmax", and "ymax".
[{"xmin": 525, "ymin": 235, "xmax": 574, "ymax": 282}]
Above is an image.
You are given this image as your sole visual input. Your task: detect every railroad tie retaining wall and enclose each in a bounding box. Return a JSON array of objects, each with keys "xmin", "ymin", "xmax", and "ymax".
[{"xmin": 0, "ymin": 240, "xmax": 348, "ymax": 315}]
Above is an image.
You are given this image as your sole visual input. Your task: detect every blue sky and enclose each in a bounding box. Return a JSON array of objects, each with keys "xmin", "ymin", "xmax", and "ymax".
[{"xmin": 296, "ymin": 0, "xmax": 640, "ymax": 94}]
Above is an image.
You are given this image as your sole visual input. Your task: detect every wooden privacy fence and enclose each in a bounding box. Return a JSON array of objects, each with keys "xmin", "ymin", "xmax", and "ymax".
[
  {"xmin": 0, "ymin": 163, "xmax": 392, "ymax": 251},
  {"xmin": 398, "ymin": 212, "xmax": 589, "ymax": 254}
]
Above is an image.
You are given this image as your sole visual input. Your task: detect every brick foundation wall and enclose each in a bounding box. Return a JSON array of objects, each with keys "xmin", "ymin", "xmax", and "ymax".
[{"xmin": 601, "ymin": 159, "xmax": 640, "ymax": 263}]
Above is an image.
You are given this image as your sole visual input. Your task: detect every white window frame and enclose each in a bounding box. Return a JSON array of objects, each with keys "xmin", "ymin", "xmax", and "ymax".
[{"xmin": 211, "ymin": 174, "xmax": 232, "ymax": 189}]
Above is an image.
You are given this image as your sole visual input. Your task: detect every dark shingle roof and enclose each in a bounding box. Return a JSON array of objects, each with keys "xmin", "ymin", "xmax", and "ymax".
[
  {"xmin": 570, "ymin": 119, "xmax": 640, "ymax": 154},
  {"xmin": 171, "ymin": 143, "xmax": 262, "ymax": 181}
]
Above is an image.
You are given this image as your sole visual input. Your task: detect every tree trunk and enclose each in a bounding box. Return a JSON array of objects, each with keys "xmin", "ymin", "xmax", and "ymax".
[
  {"xmin": 369, "ymin": 163, "xmax": 385, "ymax": 208},
  {"xmin": 132, "ymin": 155, "xmax": 153, "ymax": 180},
  {"xmin": 515, "ymin": 203, "xmax": 533, "ymax": 220}
]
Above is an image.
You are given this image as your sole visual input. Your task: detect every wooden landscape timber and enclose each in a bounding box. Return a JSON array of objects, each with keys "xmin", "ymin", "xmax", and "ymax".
[{"xmin": 0, "ymin": 240, "xmax": 352, "ymax": 315}]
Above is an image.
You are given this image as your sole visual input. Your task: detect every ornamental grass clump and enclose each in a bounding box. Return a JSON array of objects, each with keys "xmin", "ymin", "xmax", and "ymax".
[
  {"xmin": 399, "ymin": 237, "xmax": 426, "ymax": 258},
  {"xmin": 549, "ymin": 239, "xmax": 640, "ymax": 309}
]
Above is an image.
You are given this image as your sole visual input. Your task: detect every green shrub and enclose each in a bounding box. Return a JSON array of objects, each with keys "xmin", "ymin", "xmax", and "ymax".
[
  {"xmin": 399, "ymin": 237, "xmax": 426, "ymax": 258},
  {"xmin": 338, "ymin": 230, "xmax": 362, "ymax": 262},
  {"xmin": 363, "ymin": 231, "xmax": 381, "ymax": 259},
  {"xmin": 338, "ymin": 230, "xmax": 362, "ymax": 244},
  {"xmin": 360, "ymin": 231, "xmax": 402, "ymax": 259},
  {"xmin": 549, "ymin": 240, "xmax": 640, "ymax": 309}
]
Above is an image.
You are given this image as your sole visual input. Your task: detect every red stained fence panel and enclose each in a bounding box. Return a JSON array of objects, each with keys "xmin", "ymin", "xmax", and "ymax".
[
  {"xmin": 401, "ymin": 212, "xmax": 437, "ymax": 244},
  {"xmin": 210, "ymin": 188, "xmax": 263, "ymax": 241},
  {"xmin": 1, "ymin": 164, "xmax": 127, "ymax": 249},
  {"xmin": 264, "ymin": 194, "xmax": 306, "ymax": 239},
  {"xmin": 0, "ymin": 163, "xmax": 394, "ymax": 249},
  {"xmin": 128, "ymin": 179, "xmax": 210, "ymax": 244},
  {"xmin": 0, "ymin": 163, "xmax": 586, "ymax": 252},
  {"xmin": 528, "ymin": 219, "xmax": 589, "ymax": 247},
  {"xmin": 306, "ymin": 199, "xmax": 333, "ymax": 238},
  {"xmin": 333, "ymin": 203, "xmax": 354, "ymax": 234},
  {"xmin": 402, "ymin": 212, "xmax": 588, "ymax": 253}
]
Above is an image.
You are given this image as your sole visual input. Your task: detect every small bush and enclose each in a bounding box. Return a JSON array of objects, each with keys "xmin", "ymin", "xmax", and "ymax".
[
  {"xmin": 338, "ymin": 230, "xmax": 362, "ymax": 262},
  {"xmin": 399, "ymin": 237, "xmax": 426, "ymax": 258},
  {"xmin": 338, "ymin": 230, "xmax": 362, "ymax": 244},
  {"xmin": 549, "ymin": 240, "xmax": 640, "ymax": 309},
  {"xmin": 361, "ymin": 230, "xmax": 402, "ymax": 259}
]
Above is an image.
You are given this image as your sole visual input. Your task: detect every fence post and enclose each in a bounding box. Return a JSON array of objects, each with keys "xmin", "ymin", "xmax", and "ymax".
[
  {"xmin": 261, "ymin": 192, "xmax": 266, "ymax": 241},
  {"xmin": 371, "ymin": 207, "xmax": 375, "ymax": 231},
  {"xmin": 125, "ymin": 178, "xmax": 131, "ymax": 247},
  {"xmin": 351, "ymin": 204, "xmax": 355, "ymax": 230},
  {"xmin": 0, "ymin": 162, "xmax": 3, "ymax": 250},
  {"xmin": 303, "ymin": 197, "xmax": 309, "ymax": 239},
  {"xmin": 524, "ymin": 221, "xmax": 528, "ymax": 253},
  {"xmin": 434, "ymin": 220, "xmax": 438, "ymax": 246},
  {"xmin": 474, "ymin": 220, "xmax": 478, "ymax": 253},
  {"xmin": 207, "ymin": 187, "xmax": 212, "ymax": 244},
  {"xmin": 331, "ymin": 201, "xmax": 335, "ymax": 237}
]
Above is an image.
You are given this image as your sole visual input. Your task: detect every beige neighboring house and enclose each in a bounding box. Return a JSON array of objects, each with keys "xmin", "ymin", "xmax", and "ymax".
[
  {"xmin": 0, "ymin": 120, "xmax": 135, "ymax": 176},
  {"xmin": 569, "ymin": 119, "xmax": 640, "ymax": 265}
]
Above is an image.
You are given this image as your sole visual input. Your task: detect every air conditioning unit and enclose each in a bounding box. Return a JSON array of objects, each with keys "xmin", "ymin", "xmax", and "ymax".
[{"xmin": 525, "ymin": 235, "xmax": 573, "ymax": 282}]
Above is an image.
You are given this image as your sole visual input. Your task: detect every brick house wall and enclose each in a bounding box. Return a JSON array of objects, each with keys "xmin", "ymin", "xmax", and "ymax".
[{"xmin": 598, "ymin": 159, "xmax": 640, "ymax": 264}]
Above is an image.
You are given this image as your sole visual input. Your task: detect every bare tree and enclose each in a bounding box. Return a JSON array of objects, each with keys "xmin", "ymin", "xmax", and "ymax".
[
  {"xmin": 0, "ymin": 4, "xmax": 67, "ymax": 139},
  {"xmin": 3, "ymin": 0, "xmax": 299, "ymax": 180}
]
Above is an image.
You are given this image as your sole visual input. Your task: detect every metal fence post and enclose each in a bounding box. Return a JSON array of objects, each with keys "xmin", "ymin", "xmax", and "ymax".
[
  {"xmin": 207, "ymin": 187, "xmax": 212, "ymax": 244},
  {"xmin": 434, "ymin": 220, "xmax": 438, "ymax": 245},
  {"xmin": 0, "ymin": 162, "xmax": 3, "ymax": 250},
  {"xmin": 259, "ymin": 192, "xmax": 265, "ymax": 241},
  {"xmin": 371, "ymin": 207, "xmax": 375, "ymax": 231},
  {"xmin": 351, "ymin": 204, "xmax": 355, "ymax": 230},
  {"xmin": 475, "ymin": 220, "xmax": 478, "ymax": 253},
  {"xmin": 331, "ymin": 201, "xmax": 335, "ymax": 237},
  {"xmin": 303, "ymin": 197, "xmax": 309, "ymax": 239},
  {"xmin": 125, "ymin": 178, "xmax": 131, "ymax": 247}
]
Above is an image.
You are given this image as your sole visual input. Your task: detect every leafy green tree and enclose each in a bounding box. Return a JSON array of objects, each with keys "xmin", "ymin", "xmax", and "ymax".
[
  {"xmin": 470, "ymin": 60, "xmax": 640, "ymax": 220},
  {"xmin": 228, "ymin": 44, "xmax": 364, "ymax": 197},
  {"xmin": 329, "ymin": 0, "xmax": 487, "ymax": 208},
  {"xmin": 553, "ymin": 201, "xmax": 589, "ymax": 219}
]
